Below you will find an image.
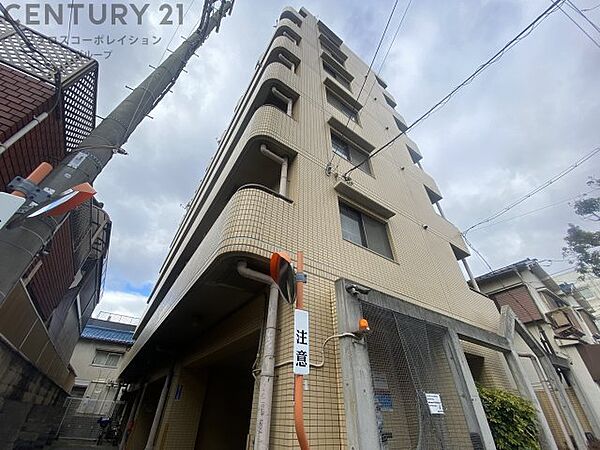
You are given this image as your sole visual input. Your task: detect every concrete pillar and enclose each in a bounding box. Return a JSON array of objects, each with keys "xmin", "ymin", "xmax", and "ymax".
[
  {"xmin": 120, "ymin": 383, "xmax": 146, "ymax": 450},
  {"xmin": 335, "ymin": 280, "xmax": 381, "ymax": 450},
  {"xmin": 503, "ymin": 350, "xmax": 558, "ymax": 450},
  {"xmin": 144, "ymin": 369, "xmax": 174, "ymax": 450},
  {"xmin": 499, "ymin": 307, "xmax": 557, "ymax": 450},
  {"xmin": 443, "ymin": 331, "xmax": 497, "ymax": 450}
]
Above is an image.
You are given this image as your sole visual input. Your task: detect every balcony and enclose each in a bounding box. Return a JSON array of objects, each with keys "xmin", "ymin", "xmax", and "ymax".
[
  {"xmin": 279, "ymin": 7, "xmax": 302, "ymax": 27},
  {"xmin": 275, "ymin": 18, "xmax": 301, "ymax": 44},
  {"xmin": 120, "ymin": 187, "xmax": 295, "ymax": 380}
]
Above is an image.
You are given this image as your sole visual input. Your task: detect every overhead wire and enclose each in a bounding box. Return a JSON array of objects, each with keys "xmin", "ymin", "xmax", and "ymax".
[
  {"xmin": 582, "ymin": 1, "xmax": 600, "ymax": 11},
  {"xmin": 468, "ymin": 188, "xmax": 600, "ymax": 232},
  {"xmin": 342, "ymin": 0, "xmax": 566, "ymax": 178},
  {"xmin": 463, "ymin": 147, "xmax": 600, "ymax": 235},
  {"xmin": 66, "ymin": 0, "xmax": 75, "ymax": 44},
  {"xmin": 565, "ymin": 0, "xmax": 600, "ymax": 33},
  {"xmin": 329, "ymin": 0, "xmax": 400, "ymax": 168},
  {"xmin": 555, "ymin": 0, "xmax": 600, "ymax": 48},
  {"xmin": 364, "ymin": 0, "xmax": 415, "ymax": 102},
  {"xmin": 121, "ymin": 0, "xmax": 202, "ymax": 139}
]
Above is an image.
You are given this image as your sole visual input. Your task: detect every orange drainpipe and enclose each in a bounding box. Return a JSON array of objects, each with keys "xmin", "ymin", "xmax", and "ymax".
[
  {"xmin": 11, "ymin": 162, "xmax": 53, "ymax": 198},
  {"xmin": 294, "ymin": 251, "xmax": 310, "ymax": 450}
]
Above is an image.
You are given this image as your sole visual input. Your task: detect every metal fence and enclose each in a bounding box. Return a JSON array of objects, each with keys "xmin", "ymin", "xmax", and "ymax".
[
  {"xmin": 361, "ymin": 301, "xmax": 475, "ymax": 449},
  {"xmin": 56, "ymin": 397, "xmax": 125, "ymax": 441}
]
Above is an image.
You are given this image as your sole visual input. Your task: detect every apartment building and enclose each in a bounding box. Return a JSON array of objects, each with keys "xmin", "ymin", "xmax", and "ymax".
[
  {"xmin": 555, "ymin": 269, "xmax": 600, "ymax": 326},
  {"xmin": 477, "ymin": 259, "xmax": 600, "ymax": 447},
  {"xmin": 0, "ymin": 17, "xmax": 110, "ymax": 449},
  {"xmin": 118, "ymin": 7, "xmax": 574, "ymax": 449}
]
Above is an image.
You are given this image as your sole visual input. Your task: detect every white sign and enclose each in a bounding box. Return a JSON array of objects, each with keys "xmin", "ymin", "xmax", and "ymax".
[
  {"xmin": 425, "ymin": 393, "xmax": 444, "ymax": 415},
  {"xmin": 293, "ymin": 309, "xmax": 310, "ymax": 375},
  {"xmin": 0, "ymin": 192, "xmax": 25, "ymax": 231}
]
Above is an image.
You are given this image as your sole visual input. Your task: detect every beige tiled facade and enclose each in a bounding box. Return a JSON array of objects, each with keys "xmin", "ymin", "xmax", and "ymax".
[{"xmin": 119, "ymin": 6, "xmax": 515, "ymax": 449}]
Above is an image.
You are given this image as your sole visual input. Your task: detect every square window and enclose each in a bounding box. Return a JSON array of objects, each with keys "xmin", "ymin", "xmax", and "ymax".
[
  {"xmin": 326, "ymin": 90, "xmax": 358, "ymax": 123},
  {"xmin": 92, "ymin": 350, "xmax": 122, "ymax": 368},
  {"xmin": 339, "ymin": 202, "xmax": 393, "ymax": 259},
  {"xmin": 330, "ymin": 131, "xmax": 371, "ymax": 175}
]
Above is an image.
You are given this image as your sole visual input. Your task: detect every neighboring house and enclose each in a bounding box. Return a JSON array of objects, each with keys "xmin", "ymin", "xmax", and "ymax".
[
  {"xmin": 70, "ymin": 316, "xmax": 136, "ymax": 411},
  {"xmin": 0, "ymin": 16, "xmax": 110, "ymax": 449},
  {"xmin": 555, "ymin": 270, "xmax": 600, "ymax": 327},
  {"xmin": 477, "ymin": 259, "xmax": 600, "ymax": 446},
  {"xmin": 116, "ymin": 7, "xmax": 586, "ymax": 450}
]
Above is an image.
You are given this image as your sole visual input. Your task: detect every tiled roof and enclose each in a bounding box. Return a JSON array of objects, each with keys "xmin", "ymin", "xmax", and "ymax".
[{"xmin": 81, "ymin": 325, "xmax": 134, "ymax": 345}]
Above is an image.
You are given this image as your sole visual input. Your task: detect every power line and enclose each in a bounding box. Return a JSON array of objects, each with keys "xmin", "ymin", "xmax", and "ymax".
[
  {"xmin": 342, "ymin": 0, "xmax": 565, "ymax": 178},
  {"xmin": 556, "ymin": 1, "xmax": 600, "ymax": 48},
  {"xmin": 463, "ymin": 147, "xmax": 600, "ymax": 234},
  {"xmin": 565, "ymin": 0, "xmax": 600, "ymax": 34},
  {"xmin": 468, "ymin": 188, "xmax": 600, "ymax": 232},
  {"xmin": 330, "ymin": 0, "xmax": 399, "ymax": 167},
  {"xmin": 582, "ymin": 1, "xmax": 600, "ymax": 11},
  {"xmin": 462, "ymin": 235, "xmax": 540, "ymax": 323},
  {"xmin": 352, "ymin": 0, "xmax": 399, "ymax": 107},
  {"xmin": 362, "ymin": 0, "xmax": 415, "ymax": 104}
]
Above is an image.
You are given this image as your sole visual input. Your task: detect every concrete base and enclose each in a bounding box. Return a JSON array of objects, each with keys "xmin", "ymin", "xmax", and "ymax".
[{"xmin": 0, "ymin": 337, "xmax": 67, "ymax": 450}]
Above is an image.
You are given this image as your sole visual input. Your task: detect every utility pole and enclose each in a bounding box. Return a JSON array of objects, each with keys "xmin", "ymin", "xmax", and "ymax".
[{"xmin": 0, "ymin": 0, "xmax": 234, "ymax": 303}]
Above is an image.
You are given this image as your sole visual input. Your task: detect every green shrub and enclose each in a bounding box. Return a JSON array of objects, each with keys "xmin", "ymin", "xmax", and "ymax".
[{"xmin": 478, "ymin": 385, "xmax": 540, "ymax": 450}]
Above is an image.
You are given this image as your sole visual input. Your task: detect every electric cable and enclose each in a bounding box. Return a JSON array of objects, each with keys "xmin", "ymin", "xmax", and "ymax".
[
  {"xmin": 468, "ymin": 188, "xmax": 600, "ymax": 231},
  {"xmin": 565, "ymin": 0, "xmax": 600, "ymax": 34},
  {"xmin": 122, "ymin": 0, "xmax": 202, "ymax": 139},
  {"xmin": 555, "ymin": 1, "xmax": 600, "ymax": 48},
  {"xmin": 463, "ymin": 147, "xmax": 600, "ymax": 234},
  {"xmin": 66, "ymin": 0, "xmax": 75, "ymax": 44},
  {"xmin": 462, "ymin": 234, "xmax": 540, "ymax": 323},
  {"xmin": 329, "ymin": 0, "xmax": 400, "ymax": 168},
  {"xmin": 342, "ymin": 0, "xmax": 566, "ymax": 178},
  {"xmin": 582, "ymin": 1, "xmax": 600, "ymax": 11},
  {"xmin": 363, "ymin": 0, "xmax": 415, "ymax": 103}
]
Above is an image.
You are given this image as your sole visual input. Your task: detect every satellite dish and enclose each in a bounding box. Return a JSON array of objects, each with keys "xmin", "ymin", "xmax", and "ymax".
[{"xmin": 270, "ymin": 251, "xmax": 296, "ymax": 304}]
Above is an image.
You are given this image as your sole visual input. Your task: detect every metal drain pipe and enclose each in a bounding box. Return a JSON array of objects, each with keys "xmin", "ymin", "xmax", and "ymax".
[
  {"xmin": 260, "ymin": 144, "xmax": 288, "ymax": 197},
  {"xmin": 238, "ymin": 260, "xmax": 278, "ymax": 450}
]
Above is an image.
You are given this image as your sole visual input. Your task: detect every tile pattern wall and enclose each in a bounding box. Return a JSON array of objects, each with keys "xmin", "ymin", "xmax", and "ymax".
[{"xmin": 124, "ymin": 6, "xmax": 514, "ymax": 448}]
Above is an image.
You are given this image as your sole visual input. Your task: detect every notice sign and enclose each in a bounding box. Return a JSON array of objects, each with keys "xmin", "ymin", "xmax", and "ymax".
[
  {"xmin": 425, "ymin": 393, "xmax": 444, "ymax": 415},
  {"xmin": 293, "ymin": 309, "xmax": 310, "ymax": 375}
]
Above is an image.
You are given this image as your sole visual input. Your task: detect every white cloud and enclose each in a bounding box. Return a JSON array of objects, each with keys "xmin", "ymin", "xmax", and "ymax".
[
  {"xmin": 18, "ymin": 1, "xmax": 598, "ymax": 314},
  {"xmin": 95, "ymin": 290, "xmax": 149, "ymax": 319}
]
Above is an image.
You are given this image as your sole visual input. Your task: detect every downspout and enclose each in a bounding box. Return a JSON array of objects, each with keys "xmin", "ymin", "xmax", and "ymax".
[
  {"xmin": 0, "ymin": 112, "xmax": 49, "ymax": 157},
  {"xmin": 237, "ymin": 260, "xmax": 278, "ymax": 450},
  {"xmin": 519, "ymin": 353, "xmax": 575, "ymax": 450},
  {"xmin": 260, "ymin": 144, "xmax": 288, "ymax": 197},
  {"xmin": 271, "ymin": 87, "xmax": 293, "ymax": 117},
  {"xmin": 462, "ymin": 258, "xmax": 480, "ymax": 292},
  {"xmin": 277, "ymin": 53, "xmax": 295, "ymax": 72}
]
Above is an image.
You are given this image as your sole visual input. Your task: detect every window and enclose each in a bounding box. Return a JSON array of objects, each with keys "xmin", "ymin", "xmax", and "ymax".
[
  {"xmin": 331, "ymin": 132, "xmax": 371, "ymax": 174},
  {"xmin": 323, "ymin": 62, "xmax": 351, "ymax": 90},
  {"xmin": 326, "ymin": 89, "xmax": 358, "ymax": 123},
  {"xmin": 92, "ymin": 350, "xmax": 122, "ymax": 368},
  {"xmin": 339, "ymin": 202, "xmax": 393, "ymax": 258},
  {"xmin": 321, "ymin": 41, "xmax": 346, "ymax": 65}
]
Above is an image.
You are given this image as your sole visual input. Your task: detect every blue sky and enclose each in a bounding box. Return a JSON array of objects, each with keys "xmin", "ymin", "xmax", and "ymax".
[{"xmin": 12, "ymin": 0, "xmax": 599, "ymax": 317}]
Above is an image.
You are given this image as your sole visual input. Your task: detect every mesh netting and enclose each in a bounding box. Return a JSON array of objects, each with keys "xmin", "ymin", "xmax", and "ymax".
[{"xmin": 361, "ymin": 301, "xmax": 474, "ymax": 449}]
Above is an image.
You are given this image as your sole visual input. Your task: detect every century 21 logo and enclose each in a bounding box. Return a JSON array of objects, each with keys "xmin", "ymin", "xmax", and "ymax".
[{"xmin": 2, "ymin": 3, "xmax": 185, "ymax": 26}]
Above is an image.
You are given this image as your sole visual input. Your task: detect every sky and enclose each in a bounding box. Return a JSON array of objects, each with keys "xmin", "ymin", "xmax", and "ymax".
[{"xmin": 12, "ymin": 0, "xmax": 600, "ymax": 318}]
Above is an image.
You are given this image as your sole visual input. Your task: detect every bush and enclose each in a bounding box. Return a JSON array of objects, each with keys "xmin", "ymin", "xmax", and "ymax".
[{"xmin": 478, "ymin": 386, "xmax": 540, "ymax": 450}]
